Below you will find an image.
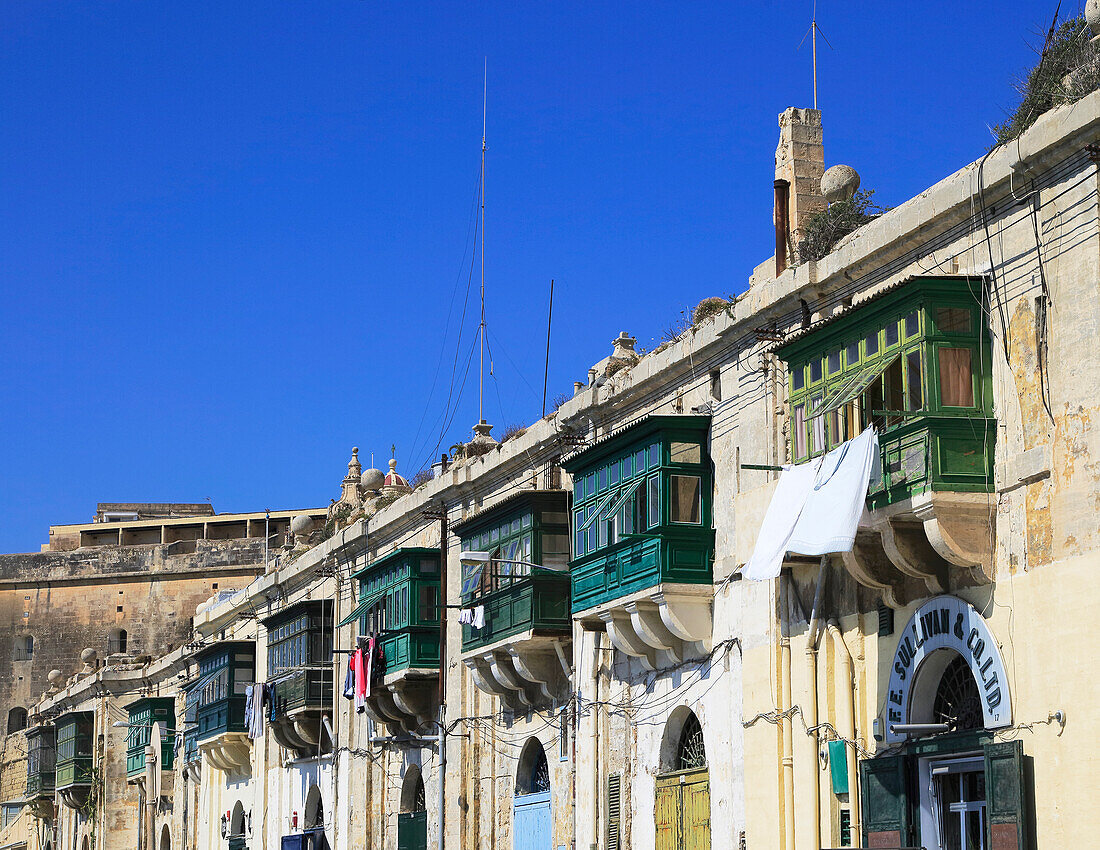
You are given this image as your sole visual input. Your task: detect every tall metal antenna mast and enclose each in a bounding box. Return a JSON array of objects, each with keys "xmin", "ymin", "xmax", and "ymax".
[
  {"xmin": 799, "ymin": 1, "xmax": 832, "ymax": 110},
  {"xmin": 478, "ymin": 58, "xmax": 487, "ymax": 425}
]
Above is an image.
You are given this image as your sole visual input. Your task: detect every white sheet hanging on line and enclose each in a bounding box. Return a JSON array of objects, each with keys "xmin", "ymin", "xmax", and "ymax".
[{"xmin": 743, "ymin": 426, "xmax": 879, "ymax": 580}]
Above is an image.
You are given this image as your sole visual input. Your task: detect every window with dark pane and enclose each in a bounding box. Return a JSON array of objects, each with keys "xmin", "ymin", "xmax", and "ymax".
[{"xmin": 677, "ymin": 714, "xmax": 707, "ymax": 771}]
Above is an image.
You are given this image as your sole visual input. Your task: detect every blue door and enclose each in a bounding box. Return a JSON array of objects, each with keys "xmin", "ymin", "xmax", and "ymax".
[{"xmin": 513, "ymin": 790, "xmax": 551, "ymax": 850}]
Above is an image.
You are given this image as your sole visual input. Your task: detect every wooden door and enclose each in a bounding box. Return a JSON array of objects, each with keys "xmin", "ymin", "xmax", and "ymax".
[
  {"xmin": 656, "ymin": 768, "xmax": 710, "ymax": 850},
  {"xmin": 513, "ymin": 789, "xmax": 552, "ymax": 850},
  {"xmin": 397, "ymin": 811, "xmax": 427, "ymax": 850}
]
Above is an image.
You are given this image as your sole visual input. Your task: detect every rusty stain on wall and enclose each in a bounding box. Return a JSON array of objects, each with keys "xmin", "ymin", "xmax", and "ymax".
[{"xmin": 1009, "ymin": 298, "xmax": 1054, "ymax": 567}]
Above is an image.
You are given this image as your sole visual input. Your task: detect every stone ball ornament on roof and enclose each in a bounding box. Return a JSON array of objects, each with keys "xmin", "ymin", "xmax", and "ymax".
[
  {"xmin": 1088, "ymin": 0, "xmax": 1100, "ymax": 38},
  {"xmin": 361, "ymin": 466, "xmax": 385, "ymax": 491},
  {"xmin": 821, "ymin": 164, "xmax": 860, "ymax": 204},
  {"xmin": 47, "ymin": 669, "xmax": 63, "ymax": 686},
  {"xmin": 290, "ymin": 513, "xmax": 314, "ymax": 537}
]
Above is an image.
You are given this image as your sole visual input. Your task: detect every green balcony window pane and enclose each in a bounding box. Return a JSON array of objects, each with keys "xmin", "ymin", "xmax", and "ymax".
[
  {"xmin": 670, "ymin": 475, "xmax": 702, "ymax": 524},
  {"xmin": 670, "ymin": 441, "xmax": 702, "ymax": 464},
  {"xmin": 937, "ymin": 306, "xmax": 971, "ymax": 334}
]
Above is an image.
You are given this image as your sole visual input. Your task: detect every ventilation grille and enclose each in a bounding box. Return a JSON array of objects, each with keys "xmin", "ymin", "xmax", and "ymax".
[{"xmin": 877, "ymin": 603, "xmax": 894, "ymax": 636}]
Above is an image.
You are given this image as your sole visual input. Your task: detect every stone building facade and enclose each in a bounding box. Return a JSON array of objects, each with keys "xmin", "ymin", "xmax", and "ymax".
[{"xmin": 10, "ymin": 86, "xmax": 1100, "ymax": 850}]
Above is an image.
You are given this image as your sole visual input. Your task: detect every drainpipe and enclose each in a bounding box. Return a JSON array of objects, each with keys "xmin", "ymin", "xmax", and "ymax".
[
  {"xmin": 774, "ymin": 179, "xmax": 791, "ymax": 277},
  {"xmin": 826, "ymin": 620, "xmax": 860, "ymax": 847},
  {"xmin": 592, "ymin": 630, "xmax": 602, "ymax": 850},
  {"xmin": 144, "ymin": 739, "xmax": 156, "ymax": 850},
  {"xmin": 801, "ymin": 556, "xmax": 829, "ymax": 850},
  {"xmin": 778, "ymin": 577, "xmax": 795, "ymax": 850}
]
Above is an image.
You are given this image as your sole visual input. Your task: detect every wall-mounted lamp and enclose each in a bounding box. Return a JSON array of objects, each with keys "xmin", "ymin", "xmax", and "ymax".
[{"xmin": 889, "ymin": 722, "xmax": 950, "ymax": 737}]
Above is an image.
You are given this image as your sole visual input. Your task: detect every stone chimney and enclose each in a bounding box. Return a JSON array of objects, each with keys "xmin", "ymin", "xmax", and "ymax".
[{"xmin": 775, "ymin": 108, "xmax": 826, "ymax": 267}]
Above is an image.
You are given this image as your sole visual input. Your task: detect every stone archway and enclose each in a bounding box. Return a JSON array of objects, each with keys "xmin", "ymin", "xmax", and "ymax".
[
  {"xmin": 513, "ymin": 738, "xmax": 551, "ymax": 850},
  {"xmin": 398, "ymin": 765, "xmax": 427, "ymax": 850},
  {"xmin": 656, "ymin": 707, "xmax": 710, "ymax": 850},
  {"xmin": 159, "ymin": 824, "xmax": 171, "ymax": 850}
]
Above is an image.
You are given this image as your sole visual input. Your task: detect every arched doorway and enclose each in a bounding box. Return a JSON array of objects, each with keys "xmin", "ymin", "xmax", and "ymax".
[
  {"xmin": 863, "ymin": 596, "xmax": 1026, "ymax": 850},
  {"xmin": 513, "ymin": 738, "xmax": 551, "ymax": 850},
  {"xmin": 303, "ymin": 785, "xmax": 327, "ymax": 850},
  {"xmin": 655, "ymin": 707, "xmax": 710, "ymax": 850},
  {"xmin": 160, "ymin": 824, "xmax": 171, "ymax": 850},
  {"xmin": 398, "ymin": 766, "xmax": 427, "ymax": 850},
  {"xmin": 229, "ymin": 801, "xmax": 246, "ymax": 850}
]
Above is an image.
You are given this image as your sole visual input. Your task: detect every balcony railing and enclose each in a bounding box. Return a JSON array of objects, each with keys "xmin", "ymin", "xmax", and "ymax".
[
  {"xmin": 270, "ymin": 668, "xmax": 334, "ymax": 717},
  {"xmin": 461, "ymin": 571, "xmax": 571, "ymax": 653},
  {"xmin": 866, "ymin": 415, "xmax": 995, "ymax": 511}
]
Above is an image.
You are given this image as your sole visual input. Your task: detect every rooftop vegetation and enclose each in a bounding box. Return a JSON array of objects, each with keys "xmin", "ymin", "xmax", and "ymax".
[{"xmin": 993, "ymin": 13, "xmax": 1100, "ymax": 145}]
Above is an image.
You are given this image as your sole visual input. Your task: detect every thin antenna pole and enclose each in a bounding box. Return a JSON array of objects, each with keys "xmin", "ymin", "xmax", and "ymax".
[
  {"xmin": 542, "ymin": 279, "xmax": 554, "ymax": 418},
  {"xmin": 812, "ymin": 16, "xmax": 817, "ymax": 109},
  {"xmin": 478, "ymin": 58, "xmax": 487, "ymax": 425}
]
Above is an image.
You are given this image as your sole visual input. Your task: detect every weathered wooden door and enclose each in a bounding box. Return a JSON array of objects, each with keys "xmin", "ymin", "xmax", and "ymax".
[
  {"xmin": 397, "ymin": 811, "xmax": 427, "ymax": 850},
  {"xmin": 514, "ymin": 789, "xmax": 552, "ymax": 850},
  {"xmin": 655, "ymin": 768, "xmax": 711, "ymax": 850}
]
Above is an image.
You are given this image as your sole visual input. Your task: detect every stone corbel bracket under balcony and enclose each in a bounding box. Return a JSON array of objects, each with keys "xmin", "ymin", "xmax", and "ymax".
[
  {"xmin": 363, "ymin": 672, "xmax": 438, "ymax": 734},
  {"xmin": 575, "ymin": 584, "xmax": 713, "ymax": 672},
  {"xmin": 463, "ymin": 636, "xmax": 572, "ymax": 712},
  {"xmin": 198, "ymin": 732, "xmax": 252, "ymax": 775},
  {"xmin": 27, "ymin": 797, "xmax": 55, "ymax": 819},
  {"xmin": 270, "ymin": 709, "xmax": 332, "ymax": 758},
  {"xmin": 182, "ymin": 759, "xmax": 202, "ymax": 783},
  {"xmin": 57, "ymin": 786, "xmax": 91, "ymax": 812},
  {"xmin": 842, "ymin": 492, "xmax": 995, "ymax": 607}
]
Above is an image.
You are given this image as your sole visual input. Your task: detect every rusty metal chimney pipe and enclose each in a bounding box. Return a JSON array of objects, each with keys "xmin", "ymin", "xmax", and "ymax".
[{"xmin": 774, "ymin": 179, "xmax": 790, "ymax": 277}]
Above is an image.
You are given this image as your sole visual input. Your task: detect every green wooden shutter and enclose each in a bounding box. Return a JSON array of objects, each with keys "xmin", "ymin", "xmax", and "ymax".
[
  {"xmin": 984, "ymin": 740, "xmax": 1030, "ymax": 850},
  {"xmin": 607, "ymin": 773, "xmax": 621, "ymax": 850},
  {"xmin": 859, "ymin": 754, "xmax": 910, "ymax": 848}
]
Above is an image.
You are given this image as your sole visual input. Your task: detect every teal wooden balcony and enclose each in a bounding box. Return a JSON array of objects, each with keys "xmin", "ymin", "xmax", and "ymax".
[
  {"xmin": 460, "ymin": 571, "xmax": 571, "ymax": 652},
  {"xmin": 54, "ymin": 711, "xmax": 94, "ymax": 811},
  {"xmin": 345, "ymin": 548, "xmax": 441, "ymax": 732},
  {"xmin": 453, "ymin": 490, "xmax": 573, "ymax": 709},
  {"xmin": 192, "ymin": 641, "xmax": 254, "ymax": 774},
  {"xmin": 125, "ymin": 697, "xmax": 176, "ymax": 780},
  {"xmin": 775, "ymin": 275, "xmax": 998, "ymax": 599},
  {"xmin": 265, "ymin": 601, "xmax": 334, "ymax": 756},
  {"xmin": 561, "ymin": 416, "xmax": 715, "ymax": 669},
  {"xmin": 25, "ymin": 724, "xmax": 56, "ymax": 800}
]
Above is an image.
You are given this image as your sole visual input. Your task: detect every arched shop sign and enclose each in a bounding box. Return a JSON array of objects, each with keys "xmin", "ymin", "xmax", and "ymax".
[{"xmin": 884, "ymin": 595, "xmax": 1010, "ymax": 743}]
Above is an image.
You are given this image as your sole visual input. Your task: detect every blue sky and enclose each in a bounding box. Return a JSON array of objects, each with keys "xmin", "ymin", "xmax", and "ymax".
[{"xmin": 0, "ymin": 1, "xmax": 1065, "ymax": 552}]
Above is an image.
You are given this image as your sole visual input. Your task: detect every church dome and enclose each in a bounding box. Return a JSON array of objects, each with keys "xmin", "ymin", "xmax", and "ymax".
[{"xmin": 383, "ymin": 458, "xmax": 409, "ymax": 489}]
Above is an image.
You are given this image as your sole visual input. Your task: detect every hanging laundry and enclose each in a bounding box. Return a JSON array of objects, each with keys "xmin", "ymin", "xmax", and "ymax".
[
  {"xmin": 353, "ymin": 647, "xmax": 368, "ymax": 713},
  {"xmin": 342, "ymin": 653, "xmax": 355, "ymax": 702},
  {"xmin": 244, "ymin": 683, "xmax": 265, "ymax": 740},
  {"xmin": 744, "ymin": 427, "xmax": 879, "ymax": 580},
  {"xmin": 458, "ymin": 606, "xmax": 486, "ymax": 630},
  {"xmin": 363, "ymin": 636, "xmax": 375, "ymax": 700}
]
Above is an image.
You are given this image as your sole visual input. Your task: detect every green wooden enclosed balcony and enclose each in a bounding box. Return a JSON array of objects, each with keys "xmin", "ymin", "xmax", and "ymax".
[
  {"xmin": 54, "ymin": 711, "xmax": 94, "ymax": 811},
  {"xmin": 344, "ymin": 548, "xmax": 440, "ymax": 732},
  {"xmin": 563, "ymin": 416, "xmax": 715, "ymax": 669},
  {"xmin": 453, "ymin": 490, "xmax": 573, "ymax": 710},
  {"xmin": 264, "ymin": 600, "xmax": 334, "ymax": 757},
  {"xmin": 25, "ymin": 724, "xmax": 56, "ymax": 800},
  {"xmin": 191, "ymin": 641, "xmax": 255, "ymax": 774},
  {"xmin": 775, "ymin": 275, "xmax": 998, "ymax": 597},
  {"xmin": 125, "ymin": 697, "xmax": 176, "ymax": 780}
]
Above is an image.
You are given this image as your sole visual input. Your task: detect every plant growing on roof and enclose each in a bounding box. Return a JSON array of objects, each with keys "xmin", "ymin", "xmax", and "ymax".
[
  {"xmin": 500, "ymin": 423, "xmax": 527, "ymax": 442},
  {"xmin": 992, "ymin": 13, "xmax": 1100, "ymax": 145},
  {"xmin": 409, "ymin": 468, "xmax": 433, "ymax": 489},
  {"xmin": 692, "ymin": 296, "xmax": 731, "ymax": 325},
  {"xmin": 797, "ymin": 189, "xmax": 887, "ymax": 263}
]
